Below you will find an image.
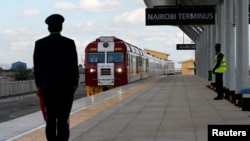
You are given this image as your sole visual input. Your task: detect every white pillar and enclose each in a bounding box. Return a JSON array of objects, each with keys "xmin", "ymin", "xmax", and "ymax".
[
  {"xmin": 210, "ymin": 25, "xmax": 216, "ymax": 82},
  {"xmin": 215, "ymin": 2, "xmax": 222, "ymax": 43},
  {"xmin": 235, "ymin": 0, "xmax": 249, "ymax": 93},
  {"xmin": 224, "ymin": 0, "xmax": 236, "ymax": 90},
  {"xmin": 204, "ymin": 27, "xmax": 209, "ymax": 80},
  {"xmin": 195, "ymin": 37, "xmax": 201, "ymax": 76}
]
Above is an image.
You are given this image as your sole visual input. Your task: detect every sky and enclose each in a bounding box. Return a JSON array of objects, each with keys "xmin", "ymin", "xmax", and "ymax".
[{"xmin": 0, "ymin": 0, "xmax": 194, "ymax": 69}]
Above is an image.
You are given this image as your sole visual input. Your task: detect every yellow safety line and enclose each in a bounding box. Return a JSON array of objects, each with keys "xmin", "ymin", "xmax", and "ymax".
[{"xmin": 14, "ymin": 77, "xmax": 161, "ymax": 141}]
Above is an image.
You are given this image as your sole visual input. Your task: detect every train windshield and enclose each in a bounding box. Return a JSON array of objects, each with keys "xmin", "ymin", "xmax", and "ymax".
[
  {"xmin": 88, "ymin": 52, "xmax": 105, "ymax": 63},
  {"xmin": 107, "ymin": 52, "xmax": 124, "ymax": 63}
]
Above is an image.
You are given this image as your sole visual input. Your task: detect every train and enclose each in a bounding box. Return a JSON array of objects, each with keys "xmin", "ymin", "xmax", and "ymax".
[{"xmin": 84, "ymin": 36, "xmax": 174, "ymax": 96}]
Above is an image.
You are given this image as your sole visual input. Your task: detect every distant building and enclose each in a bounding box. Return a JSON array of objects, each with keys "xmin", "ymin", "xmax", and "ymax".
[
  {"xmin": 11, "ymin": 61, "xmax": 27, "ymax": 71},
  {"xmin": 144, "ymin": 48, "xmax": 169, "ymax": 60},
  {"xmin": 179, "ymin": 59, "xmax": 195, "ymax": 75}
]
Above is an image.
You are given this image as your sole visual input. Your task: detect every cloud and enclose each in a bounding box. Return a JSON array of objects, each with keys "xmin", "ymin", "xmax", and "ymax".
[
  {"xmin": 139, "ymin": 27, "xmax": 176, "ymax": 43},
  {"xmin": 0, "ymin": 28, "xmax": 39, "ymax": 51},
  {"xmin": 113, "ymin": 8, "xmax": 145, "ymax": 24},
  {"xmin": 54, "ymin": 1, "xmax": 77, "ymax": 10},
  {"xmin": 65, "ymin": 21, "xmax": 99, "ymax": 35},
  {"xmin": 80, "ymin": 0, "xmax": 122, "ymax": 12},
  {"xmin": 0, "ymin": 28, "xmax": 41, "ymax": 67},
  {"xmin": 0, "ymin": 29, "xmax": 17, "ymax": 36},
  {"xmin": 10, "ymin": 41, "xmax": 30, "ymax": 51},
  {"xmin": 22, "ymin": 9, "xmax": 40, "ymax": 16}
]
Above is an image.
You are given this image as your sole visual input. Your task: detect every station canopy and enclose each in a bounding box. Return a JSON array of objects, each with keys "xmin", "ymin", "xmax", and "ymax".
[{"xmin": 143, "ymin": 0, "xmax": 219, "ymax": 42}]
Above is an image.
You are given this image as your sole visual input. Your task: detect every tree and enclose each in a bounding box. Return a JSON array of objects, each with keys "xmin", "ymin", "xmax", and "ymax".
[{"xmin": 14, "ymin": 69, "xmax": 33, "ymax": 81}]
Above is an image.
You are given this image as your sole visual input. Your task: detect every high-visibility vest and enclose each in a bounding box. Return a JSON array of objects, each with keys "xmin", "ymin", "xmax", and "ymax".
[{"xmin": 214, "ymin": 52, "xmax": 227, "ymax": 73}]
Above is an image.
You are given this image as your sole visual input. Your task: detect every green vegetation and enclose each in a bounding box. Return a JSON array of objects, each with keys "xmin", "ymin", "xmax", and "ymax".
[{"xmin": 14, "ymin": 69, "xmax": 34, "ymax": 81}]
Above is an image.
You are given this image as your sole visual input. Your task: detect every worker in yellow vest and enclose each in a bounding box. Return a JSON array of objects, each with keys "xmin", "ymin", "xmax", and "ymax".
[{"xmin": 212, "ymin": 43, "xmax": 227, "ymax": 100}]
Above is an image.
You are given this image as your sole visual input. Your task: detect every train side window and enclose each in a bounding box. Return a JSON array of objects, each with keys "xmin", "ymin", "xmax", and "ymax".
[
  {"xmin": 107, "ymin": 52, "xmax": 124, "ymax": 63},
  {"xmin": 88, "ymin": 52, "xmax": 105, "ymax": 63},
  {"xmin": 126, "ymin": 44, "xmax": 132, "ymax": 52}
]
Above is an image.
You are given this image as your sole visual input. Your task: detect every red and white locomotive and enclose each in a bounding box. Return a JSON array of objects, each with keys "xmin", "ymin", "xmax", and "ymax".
[{"xmin": 84, "ymin": 36, "xmax": 171, "ymax": 96}]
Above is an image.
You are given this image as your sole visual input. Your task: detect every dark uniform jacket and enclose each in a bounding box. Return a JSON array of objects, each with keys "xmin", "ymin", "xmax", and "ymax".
[{"xmin": 33, "ymin": 33, "xmax": 79, "ymax": 89}]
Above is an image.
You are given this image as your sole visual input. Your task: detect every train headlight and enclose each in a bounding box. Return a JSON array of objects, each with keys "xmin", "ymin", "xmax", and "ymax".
[
  {"xmin": 90, "ymin": 68, "xmax": 96, "ymax": 73},
  {"xmin": 116, "ymin": 68, "xmax": 122, "ymax": 73}
]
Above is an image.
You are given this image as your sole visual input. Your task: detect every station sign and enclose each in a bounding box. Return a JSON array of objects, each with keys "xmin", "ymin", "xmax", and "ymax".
[
  {"xmin": 146, "ymin": 6, "xmax": 216, "ymax": 25},
  {"xmin": 176, "ymin": 44, "xmax": 196, "ymax": 50}
]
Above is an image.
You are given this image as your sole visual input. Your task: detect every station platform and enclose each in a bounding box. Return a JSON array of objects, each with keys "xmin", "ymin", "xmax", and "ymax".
[{"xmin": 1, "ymin": 75, "xmax": 250, "ymax": 141}]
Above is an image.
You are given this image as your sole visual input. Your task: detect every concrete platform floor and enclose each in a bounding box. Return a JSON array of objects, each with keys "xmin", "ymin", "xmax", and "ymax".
[{"xmin": 2, "ymin": 75, "xmax": 250, "ymax": 141}]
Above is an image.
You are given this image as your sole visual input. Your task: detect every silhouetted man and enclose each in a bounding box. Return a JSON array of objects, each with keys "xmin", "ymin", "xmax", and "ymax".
[{"xmin": 33, "ymin": 14, "xmax": 79, "ymax": 141}]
